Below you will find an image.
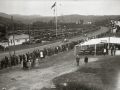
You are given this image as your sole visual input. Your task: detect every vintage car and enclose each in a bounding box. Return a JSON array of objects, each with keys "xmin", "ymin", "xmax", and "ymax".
[{"xmin": 62, "ymin": 38, "xmax": 69, "ymax": 43}]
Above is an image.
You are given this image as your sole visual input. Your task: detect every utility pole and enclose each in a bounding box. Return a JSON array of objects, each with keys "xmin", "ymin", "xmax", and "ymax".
[
  {"xmin": 6, "ymin": 20, "xmax": 11, "ymax": 56},
  {"xmin": 108, "ymin": 19, "xmax": 111, "ymax": 50},
  {"xmin": 28, "ymin": 24, "xmax": 31, "ymax": 46},
  {"xmin": 11, "ymin": 16, "xmax": 16, "ymax": 56},
  {"xmin": 55, "ymin": 2, "xmax": 57, "ymax": 37}
]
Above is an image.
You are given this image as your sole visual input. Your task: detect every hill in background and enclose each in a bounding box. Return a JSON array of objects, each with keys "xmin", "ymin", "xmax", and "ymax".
[{"xmin": 0, "ymin": 12, "xmax": 120, "ymax": 24}]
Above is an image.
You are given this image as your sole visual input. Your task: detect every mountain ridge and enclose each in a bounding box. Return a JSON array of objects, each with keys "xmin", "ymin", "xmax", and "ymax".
[{"xmin": 0, "ymin": 12, "xmax": 119, "ymax": 24}]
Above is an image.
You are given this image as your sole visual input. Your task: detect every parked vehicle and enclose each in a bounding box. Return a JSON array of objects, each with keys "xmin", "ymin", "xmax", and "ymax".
[
  {"xmin": 31, "ymin": 39, "xmax": 36, "ymax": 44},
  {"xmin": 22, "ymin": 41, "xmax": 31, "ymax": 45},
  {"xmin": 22, "ymin": 39, "xmax": 42, "ymax": 45},
  {"xmin": 62, "ymin": 38, "xmax": 69, "ymax": 43},
  {"xmin": 0, "ymin": 45, "xmax": 9, "ymax": 51},
  {"xmin": 36, "ymin": 39, "xmax": 42, "ymax": 43}
]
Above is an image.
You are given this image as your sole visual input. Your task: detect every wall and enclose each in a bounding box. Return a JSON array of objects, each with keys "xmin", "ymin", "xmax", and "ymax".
[{"xmin": 9, "ymin": 38, "xmax": 29, "ymax": 46}]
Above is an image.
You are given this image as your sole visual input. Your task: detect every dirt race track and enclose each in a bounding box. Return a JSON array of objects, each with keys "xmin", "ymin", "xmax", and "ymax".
[
  {"xmin": 0, "ymin": 27, "xmax": 108, "ymax": 90},
  {"xmin": 0, "ymin": 27, "xmax": 108, "ymax": 60},
  {"xmin": 0, "ymin": 49, "xmax": 100, "ymax": 90}
]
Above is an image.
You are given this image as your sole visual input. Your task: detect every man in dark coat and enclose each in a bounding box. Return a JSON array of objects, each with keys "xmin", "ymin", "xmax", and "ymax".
[
  {"xmin": 76, "ymin": 55, "xmax": 80, "ymax": 66},
  {"xmin": 0, "ymin": 61, "xmax": 1, "ymax": 69},
  {"xmin": 111, "ymin": 46, "xmax": 114, "ymax": 56},
  {"xmin": 43, "ymin": 50, "xmax": 46, "ymax": 58},
  {"xmin": 24, "ymin": 59, "xmax": 28, "ymax": 69},
  {"xmin": 84, "ymin": 55, "xmax": 88, "ymax": 63},
  {"xmin": 15, "ymin": 56, "xmax": 18, "ymax": 65},
  {"xmin": 1, "ymin": 58, "xmax": 5, "ymax": 69},
  {"xmin": 23, "ymin": 59, "xmax": 25, "ymax": 69},
  {"xmin": 5, "ymin": 56, "xmax": 8, "ymax": 68},
  {"xmin": 19, "ymin": 55, "xmax": 22, "ymax": 64},
  {"xmin": 8, "ymin": 57, "xmax": 11, "ymax": 68}
]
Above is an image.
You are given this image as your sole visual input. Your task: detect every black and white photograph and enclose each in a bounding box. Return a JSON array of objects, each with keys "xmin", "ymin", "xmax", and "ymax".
[{"xmin": 0, "ymin": 0, "xmax": 120, "ymax": 90}]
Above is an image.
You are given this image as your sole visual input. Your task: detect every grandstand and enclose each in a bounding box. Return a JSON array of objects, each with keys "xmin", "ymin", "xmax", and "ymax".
[{"xmin": 74, "ymin": 37, "xmax": 120, "ymax": 56}]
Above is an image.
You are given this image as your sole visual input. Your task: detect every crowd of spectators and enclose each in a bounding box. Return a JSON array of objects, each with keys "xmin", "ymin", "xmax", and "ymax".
[
  {"xmin": 0, "ymin": 26, "xmax": 105, "ymax": 70},
  {"xmin": 0, "ymin": 40, "xmax": 81, "ymax": 70}
]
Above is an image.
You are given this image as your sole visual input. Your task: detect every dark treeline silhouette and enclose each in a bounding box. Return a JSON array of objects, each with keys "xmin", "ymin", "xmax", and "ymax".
[
  {"xmin": 0, "ymin": 15, "xmax": 114, "ymax": 40},
  {"xmin": 32, "ymin": 20, "xmax": 84, "ymax": 29},
  {"xmin": 0, "ymin": 16, "xmax": 26, "ymax": 37},
  {"xmin": 94, "ymin": 19, "xmax": 109, "ymax": 26}
]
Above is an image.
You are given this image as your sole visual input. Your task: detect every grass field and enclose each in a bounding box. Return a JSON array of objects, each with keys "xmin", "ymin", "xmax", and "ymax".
[{"xmin": 47, "ymin": 55, "xmax": 120, "ymax": 90}]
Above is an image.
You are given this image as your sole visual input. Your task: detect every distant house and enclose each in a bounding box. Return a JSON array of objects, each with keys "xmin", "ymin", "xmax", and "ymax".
[{"xmin": 8, "ymin": 34, "xmax": 30, "ymax": 46}]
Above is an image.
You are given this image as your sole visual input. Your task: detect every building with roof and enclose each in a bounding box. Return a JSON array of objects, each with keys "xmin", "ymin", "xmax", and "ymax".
[
  {"xmin": 8, "ymin": 34, "xmax": 30, "ymax": 46},
  {"xmin": 74, "ymin": 37, "xmax": 120, "ymax": 56},
  {"xmin": 0, "ymin": 34, "xmax": 31, "ymax": 49}
]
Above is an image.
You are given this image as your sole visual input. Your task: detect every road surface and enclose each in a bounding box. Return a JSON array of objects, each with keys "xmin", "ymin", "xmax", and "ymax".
[
  {"xmin": 0, "ymin": 52, "xmax": 99, "ymax": 90},
  {"xmin": 0, "ymin": 27, "xmax": 108, "ymax": 59}
]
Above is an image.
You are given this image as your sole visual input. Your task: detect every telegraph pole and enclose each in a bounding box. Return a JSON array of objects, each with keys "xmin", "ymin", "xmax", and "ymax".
[
  {"xmin": 11, "ymin": 16, "xmax": 16, "ymax": 56},
  {"xmin": 108, "ymin": 19, "xmax": 111, "ymax": 50},
  {"xmin": 6, "ymin": 21, "xmax": 11, "ymax": 56},
  {"xmin": 55, "ymin": 2, "xmax": 57, "ymax": 37},
  {"xmin": 28, "ymin": 24, "xmax": 31, "ymax": 46}
]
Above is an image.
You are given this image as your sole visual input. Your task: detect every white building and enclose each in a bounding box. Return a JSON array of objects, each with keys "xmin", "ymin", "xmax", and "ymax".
[{"xmin": 8, "ymin": 34, "xmax": 30, "ymax": 46}]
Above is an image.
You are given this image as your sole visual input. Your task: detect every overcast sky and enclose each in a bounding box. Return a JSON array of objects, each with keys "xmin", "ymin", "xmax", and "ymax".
[{"xmin": 0, "ymin": 0, "xmax": 120, "ymax": 16}]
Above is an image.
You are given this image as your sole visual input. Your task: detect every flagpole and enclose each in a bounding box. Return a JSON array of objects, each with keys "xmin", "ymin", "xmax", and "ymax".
[{"xmin": 55, "ymin": 2, "xmax": 57, "ymax": 37}]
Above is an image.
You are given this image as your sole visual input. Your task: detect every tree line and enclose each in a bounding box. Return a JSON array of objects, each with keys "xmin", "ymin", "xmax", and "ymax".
[{"xmin": 0, "ymin": 17, "xmax": 110, "ymax": 40}]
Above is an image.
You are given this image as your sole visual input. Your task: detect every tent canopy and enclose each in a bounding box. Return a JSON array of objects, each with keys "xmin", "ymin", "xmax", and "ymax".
[{"xmin": 76, "ymin": 37, "xmax": 120, "ymax": 46}]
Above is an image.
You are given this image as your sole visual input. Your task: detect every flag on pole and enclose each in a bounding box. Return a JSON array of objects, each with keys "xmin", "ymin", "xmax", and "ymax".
[{"xmin": 51, "ymin": 2, "xmax": 56, "ymax": 9}]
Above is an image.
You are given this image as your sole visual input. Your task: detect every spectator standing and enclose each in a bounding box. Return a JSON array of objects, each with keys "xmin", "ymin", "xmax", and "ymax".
[
  {"xmin": 23, "ymin": 59, "xmax": 27, "ymax": 69},
  {"xmin": 5, "ymin": 56, "xmax": 8, "ymax": 68},
  {"xmin": 1, "ymin": 58, "xmax": 5, "ymax": 69},
  {"xmin": 19, "ymin": 55, "xmax": 22, "ymax": 64},
  {"xmin": 27, "ymin": 60, "xmax": 32, "ymax": 70},
  {"xmin": 43, "ymin": 50, "xmax": 46, "ymax": 58},
  {"xmin": 21, "ymin": 59, "xmax": 23, "ymax": 69},
  {"xmin": 84, "ymin": 55, "xmax": 88, "ymax": 64},
  {"xmin": 35, "ymin": 58, "xmax": 39, "ymax": 68},
  {"xmin": 0, "ymin": 60, "xmax": 1, "ymax": 69},
  {"xmin": 31, "ymin": 58, "xmax": 34, "ymax": 68},
  {"xmin": 111, "ymin": 46, "xmax": 114, "ymax": 56},
  {"xmin": 40, "ymin": 51, "xmax": 43, "ymax": 59},
  {"xmin": 113, "ymin": 45, "xmax": 116, "ymax": 55},
  {"xmin": 76, "ymin": 55, "xmax": 80, "ymax": 66},
  {"xmin": 103, "ymin": 48, "xmax": 107, "ymax": 56},
  {"xmin": 8, "ymin": 57, "xmax": 11, "ymax": 69},
  {"xmin": 24, "ymin": 59, "xmax": 28, "ymax": 69}
]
